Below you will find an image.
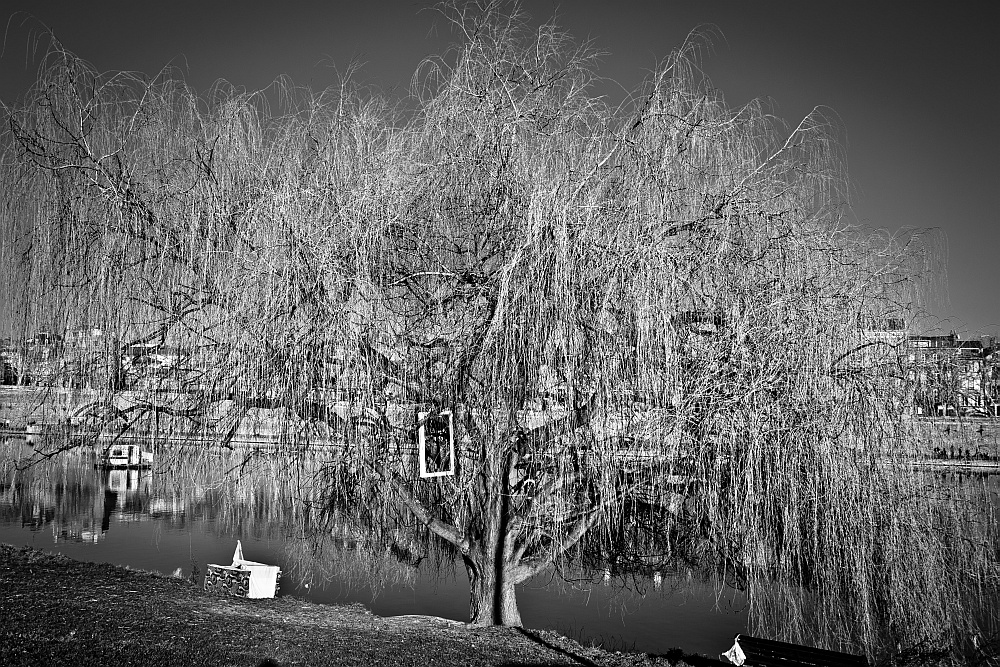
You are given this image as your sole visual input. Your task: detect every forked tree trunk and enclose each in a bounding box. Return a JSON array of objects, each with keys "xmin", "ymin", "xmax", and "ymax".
[
  {"xmin": 462, "ymin": 448, "xmax": 524, "ymax": 626},
  {"xmin": 463, "ymin": 552, "xmax": 522, "ymax": 626}
]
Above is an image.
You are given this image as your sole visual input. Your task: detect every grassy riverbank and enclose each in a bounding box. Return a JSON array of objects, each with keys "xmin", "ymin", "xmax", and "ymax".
[{"xmin": 0, "ymin": 544, "xmax": 712, "ymax": 667}]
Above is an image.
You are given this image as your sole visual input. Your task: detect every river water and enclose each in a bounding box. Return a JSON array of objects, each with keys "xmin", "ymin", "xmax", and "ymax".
[{"xmin": 0, "ymin": 438, "xmax": 748, "ymax": 657}]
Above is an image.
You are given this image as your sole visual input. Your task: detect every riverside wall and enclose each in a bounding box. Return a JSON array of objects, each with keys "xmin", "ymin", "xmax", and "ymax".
[
  {"xmin": 907, "ymin": 418, "xmax": 1000, "ymax": 460},
  {"xmin": 0, "ymin": 386, "xmax": 99, "ymax": 428},
  {"xmin": 6, "ymin": 385, "xmax": 1000, "ymax": 460}
]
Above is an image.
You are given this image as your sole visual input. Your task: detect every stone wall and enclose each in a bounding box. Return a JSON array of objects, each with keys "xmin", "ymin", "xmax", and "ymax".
[
  {"xmin": 908, "ymin": 418, "xmax": 1000, "ymax": 460},
  {"xmin": 0, "ymin": 387, "xmax": 99, "ymax": 428}
]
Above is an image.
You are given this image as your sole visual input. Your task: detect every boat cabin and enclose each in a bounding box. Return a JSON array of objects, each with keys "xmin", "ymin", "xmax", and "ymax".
[{"xmin": 100, "ymin": 444, "xmax": 153, "ymax": 468}]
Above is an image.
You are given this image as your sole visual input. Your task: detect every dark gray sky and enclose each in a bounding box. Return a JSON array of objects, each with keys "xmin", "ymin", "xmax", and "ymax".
[{"xmin": 2, "ymin": 1, "xmax": 996, "ymax": 335}]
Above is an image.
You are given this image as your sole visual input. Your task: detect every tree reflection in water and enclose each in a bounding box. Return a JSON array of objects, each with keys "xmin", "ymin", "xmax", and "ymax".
[{"xmin": 2, "ymin": 438, "xmax": 998, "ymax": 661}]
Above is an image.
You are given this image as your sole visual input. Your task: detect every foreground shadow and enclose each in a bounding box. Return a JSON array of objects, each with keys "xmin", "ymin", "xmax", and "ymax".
[
  {"xmin": 505, "ymin": 631, "xmax": 730, "ymax": 667},
  {"xmin": 504, "ymin": 628, "xmax": 729, "ymax": 667},
  {"xmin": 512, "ymin": 628, "xmax": 602, "ymax": 666},
  {"xmin": 661, "ymin": 647, "xmax": 731, "ymax": 665}
]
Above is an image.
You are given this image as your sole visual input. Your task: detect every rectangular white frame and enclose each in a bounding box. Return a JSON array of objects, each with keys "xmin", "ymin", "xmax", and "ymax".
[{"xmin": 417, "ymin": 409, "xmax": 455, "ymax": 478}]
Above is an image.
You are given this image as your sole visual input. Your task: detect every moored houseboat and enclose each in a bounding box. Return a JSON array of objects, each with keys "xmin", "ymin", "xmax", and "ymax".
[{"xmin": 98, "ymin": 443, "xmax": 153, "ymax": 469}]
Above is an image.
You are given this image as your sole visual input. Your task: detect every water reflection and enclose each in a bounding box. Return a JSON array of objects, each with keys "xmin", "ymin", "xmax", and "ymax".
[
  {"xmin": 5, "ymin": 453, "xmax": 119, "ymax": 538},
  {"xmin": 0, "ymin": 438, "xmax": 749, "ymax": 656}
]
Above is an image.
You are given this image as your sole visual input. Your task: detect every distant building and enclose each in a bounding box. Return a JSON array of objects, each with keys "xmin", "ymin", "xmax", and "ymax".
[
  {"xmin": 861, "ymin": 317, "xmax": 907, "ymax": 346},
  {"xmin": 906, "ymin": 332, "xmax": 999, "ymax": 417},
  {"xmin": 1, "ymin": 352, "xmax": 17, "ymax": 385}
]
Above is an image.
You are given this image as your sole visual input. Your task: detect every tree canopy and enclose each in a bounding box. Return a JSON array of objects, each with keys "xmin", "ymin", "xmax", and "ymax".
[{"xmin": 1, "ymin": 2, "xmax": 992, "ymax": 659}]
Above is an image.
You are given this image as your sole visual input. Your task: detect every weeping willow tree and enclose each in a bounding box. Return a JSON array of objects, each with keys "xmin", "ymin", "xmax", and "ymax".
[{"xmin": 1, "ymin": 2, "xmax": 994, "ymax": 657}]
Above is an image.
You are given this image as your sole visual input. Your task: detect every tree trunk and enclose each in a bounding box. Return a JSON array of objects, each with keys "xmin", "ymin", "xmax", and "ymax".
[
  {"xmin": 463, "ymin": 552, "xmax": 522, "ymax": 626},
  {"xmin": 463, "ymin": 448, "xmax": 523, "ymax": 626}
]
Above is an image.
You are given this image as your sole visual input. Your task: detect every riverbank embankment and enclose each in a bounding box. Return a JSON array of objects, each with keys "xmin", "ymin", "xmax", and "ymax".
[
  {"xmin": 7, "ymin": 385, "xmax": 1000, "ymax": 460},
  {"xmin": 0, "ymin": 544, "xmax": 705, "ymax": 667},
  {"xmin": 909, "ymin": 418, "xmax": 1000, "ymax": 460}
]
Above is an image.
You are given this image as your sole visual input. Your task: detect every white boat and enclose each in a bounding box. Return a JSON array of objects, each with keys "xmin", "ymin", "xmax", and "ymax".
[{"xmin": 99, "ymin": 443, "xmax": 153, "ymax": 468}]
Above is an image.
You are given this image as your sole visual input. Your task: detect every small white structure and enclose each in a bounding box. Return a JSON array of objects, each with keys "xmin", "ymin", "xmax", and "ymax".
[
  {"xmin": 100, "ymin": 444, "xmax": 153, "ymax": 468},
  {"xmin": 205, "ymin": 540, "xmax": 281, "ymax": 599}
]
